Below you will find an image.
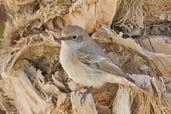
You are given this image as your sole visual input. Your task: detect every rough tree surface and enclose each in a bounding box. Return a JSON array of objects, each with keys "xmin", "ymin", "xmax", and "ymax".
[{"xmin": 0, "ymin": 0, "xmax": 171, "ymax": 114}]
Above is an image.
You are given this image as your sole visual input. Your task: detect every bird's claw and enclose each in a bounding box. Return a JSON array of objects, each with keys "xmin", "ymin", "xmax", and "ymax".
[
  {"xmin": 80, "ymin": 92, "xmax": 87, "ymax": 105},
  {"xmin": 80, "ymin": 89, "xmax": 91, "ymax": 106}
]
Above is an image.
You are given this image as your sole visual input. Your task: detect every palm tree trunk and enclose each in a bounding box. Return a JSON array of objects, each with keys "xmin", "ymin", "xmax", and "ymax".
[{"xmin": 0, "ymin": 0, "xmax": 171, "ymax": 114}]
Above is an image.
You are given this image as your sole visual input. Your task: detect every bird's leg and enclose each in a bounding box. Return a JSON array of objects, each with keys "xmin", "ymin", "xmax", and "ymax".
[
  {"xmin": 80, "ymin": 86, "xmax": 92, "ymax": 106},
  {"xmin": 74, "ymin": 84, "xmax": 92, "ymax": 105}
]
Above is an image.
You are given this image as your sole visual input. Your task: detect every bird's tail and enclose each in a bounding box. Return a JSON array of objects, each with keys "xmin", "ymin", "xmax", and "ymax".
[
  {"xmin": 106, "ymin": 74, "xmax": 136, "ymax": 87},
  {"xmin": 106, "ymin": 74, "xmax": 153, "ymax": 96}
]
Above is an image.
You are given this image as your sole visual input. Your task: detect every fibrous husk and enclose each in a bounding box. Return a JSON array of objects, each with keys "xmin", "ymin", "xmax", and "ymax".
[
  {"xmin": 64, "ymin": 0, "xmax": 119, "ymax": 33},
  {"xmin": 1, "ymin": 0, "xmax": 119, "ymax": 46},
  {"xmin": 145, "ymin": 0, "xmax": 171, "ymax": 25},
  {"xmin": 112, "ymin": 0, "xmax": 145, "ymax": 33},
  {"xmin": 0, "ymin": 26, "xmax": 170, "ymax": 114},
  {"xmin": 0, "ymin": 0, "xmax": 171, "ymax": 114}
]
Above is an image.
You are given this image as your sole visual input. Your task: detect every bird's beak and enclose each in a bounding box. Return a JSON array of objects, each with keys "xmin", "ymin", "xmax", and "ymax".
[
  {"xmin": 53, "ymin": 36, "xmax": 68, "ymax": 44},
  {"xmin": 58, "ymin": 36, "xmax": 66, "ymax": 41},
  {"xmin": 58, "ymin": 36, "xmax": 71, "ymax": 41}
]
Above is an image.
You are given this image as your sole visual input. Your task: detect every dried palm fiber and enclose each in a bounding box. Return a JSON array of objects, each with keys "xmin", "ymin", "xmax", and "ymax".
[
  {"xmin": 0, "ymin": 34, "xmax": 63, "ymax": 114},
  {"xmin": 0, "ymin": 25, "xmax": 170, "ymax": 113},
  {"xmin": 2, "ymin": 0, "xmax": 71, "ymax": 46},
  {"xmin": 63, "ymin": 0, "xmax": 119, "ymax": 32},
  {"xmin": 112, "ymin": 0, "xmax": 171, "ymax": 32},
  {"xmin": 97, "ymin": 26, "xmax": 171, "ymax": 78},
  {"xmin": 2, "ymin": 0, "xmax": 120, "ymax": 46},
  {"xmin": 112, "ymin": 81, "xmax": 170, "ymax": 114},
  {"xmin": 112, "ymin": 0, "xmax": 145, "ymax": 32},
  {"xmin": 140, "ymin": 0, "xmax": 171, "ymax": 37},
  {"xmin": 0, "ymin": 0, "xmax": 171, "ymax": 113},
  {"xmin": 137, "ymin": 36, "xmax": 171, "ymax": 55},
  {"xmin": 144, "ymin": 0, "xmax": 171, "ymax": 25},
  {"xmin": 93, "ymin": 26, "xmax": 171, "ymax": 114}
]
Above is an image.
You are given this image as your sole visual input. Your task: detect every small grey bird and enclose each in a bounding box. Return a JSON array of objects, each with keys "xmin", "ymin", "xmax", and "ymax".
[{"xmin": 58, "ymin": 25, "xmax": 151, "ymax": 96}]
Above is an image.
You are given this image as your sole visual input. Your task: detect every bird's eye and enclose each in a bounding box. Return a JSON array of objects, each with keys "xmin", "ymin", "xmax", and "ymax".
[{"xmin": 72, "ymin": 35, "xmax": 78, "ymax": 40}]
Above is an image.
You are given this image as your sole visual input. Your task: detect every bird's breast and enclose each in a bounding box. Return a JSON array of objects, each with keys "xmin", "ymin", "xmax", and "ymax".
[
  {"xmin": 60, "ymin": 41, "xmax": 78, "ymax": 70},
  {"xmin": 60, "ymin": 41, "xmax": 87, "ymax": 83},
  {"xmin": 59, "ymin": 41, "xmax": 106, "ymax": 87}
]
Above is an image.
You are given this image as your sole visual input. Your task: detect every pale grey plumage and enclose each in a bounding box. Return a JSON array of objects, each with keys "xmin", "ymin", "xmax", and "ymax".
[{"xmin": 59, "ymin": 25, "xmax": 151, "ymax": 95}]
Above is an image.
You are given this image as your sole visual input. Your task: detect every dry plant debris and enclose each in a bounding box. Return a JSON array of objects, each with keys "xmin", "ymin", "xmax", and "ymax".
[{"xmin": 0, "ymin": 0, "xmax": 170, "ymax": 114}]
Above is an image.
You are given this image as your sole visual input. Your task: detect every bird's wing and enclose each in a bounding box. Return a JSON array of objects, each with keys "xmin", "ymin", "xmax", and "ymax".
[
  {"xmin": 78, "ymin": 52, "xmax": 126, "ymax": 77},
  {"xmin": 78, "ymin": 53, "xmax": 135, "ymax": 83},
  {"xmin": 78, "ymin": 52, "xmax": 154, "ymax": 96},
  {"xmin": 78, "ymin": 53, "xmax": 135, "ymax": 82}
]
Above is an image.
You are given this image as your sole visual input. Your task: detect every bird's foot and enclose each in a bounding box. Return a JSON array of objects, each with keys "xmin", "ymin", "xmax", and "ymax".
[
  {"xmin": 80, "ymin": 88, "xmax": 91, "ymax": 106},
  {"xmin": 80, "ymin": 90, "xmax": 90, "ymax": 106}
]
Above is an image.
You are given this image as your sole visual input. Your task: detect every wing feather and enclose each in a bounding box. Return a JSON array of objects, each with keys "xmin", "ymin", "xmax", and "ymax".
[{"xmin": 77, "ymin": 52, "xmax": 135, "ymax": 83}]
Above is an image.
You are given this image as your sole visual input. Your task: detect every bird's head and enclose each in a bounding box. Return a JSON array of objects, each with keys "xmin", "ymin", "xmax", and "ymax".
[{"xmin": 58, "ymin": 25, "xmax": 90, "ymax": 52}]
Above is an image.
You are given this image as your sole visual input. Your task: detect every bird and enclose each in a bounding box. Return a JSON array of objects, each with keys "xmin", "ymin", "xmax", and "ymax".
[{"xmin": 57, "ymin": 25, "xmax": 152, "ymax": 103}]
